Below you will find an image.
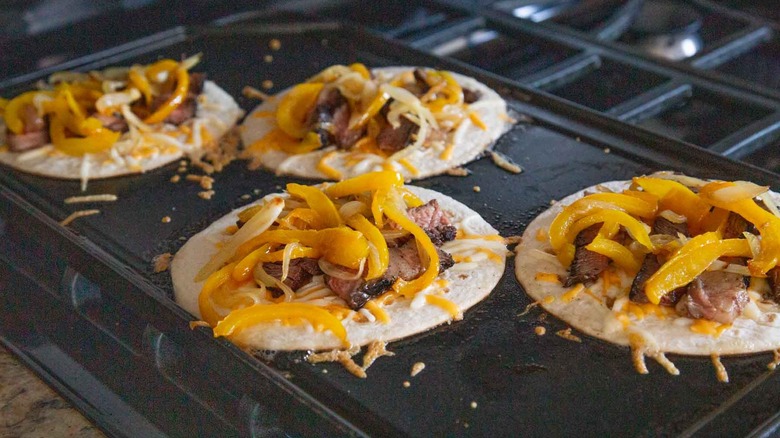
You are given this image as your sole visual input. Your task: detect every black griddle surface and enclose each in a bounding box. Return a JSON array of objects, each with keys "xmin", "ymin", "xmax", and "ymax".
[{"xmin": 2, "ymin": 23, "xmax": 780, "ymax": 437}]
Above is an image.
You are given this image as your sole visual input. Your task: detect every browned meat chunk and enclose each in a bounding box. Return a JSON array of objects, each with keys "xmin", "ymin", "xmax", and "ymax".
[
  {"xmin": 563, "ymin": 224, "xmax": 609, "ymax": 287},
  {"xmin": 406, "ymin": 199, "xmax": 457, "ymax": 245},
  {"xmin": 325, "ymin": 276, "xmax": 395, "ymax": 310},
  {"xmin": 767, "ymin": 267, "xmax": 780, "ymax": 303},
  {"xmin": 722, "ymin": 212, "xmax": 753, "ymax": 239},
  {"xmin": 306, "ymin": 87, "xmax": 363, "ymax": 149},
  {"xmin": 630, "ymin": 217, "xmax": 689, "ymax": 305},
  {"xmin": 93, "ymin": 112, "xmax": 129, "ymax": 132},
  {"xmin": 21, "ymin": 103, "xmax": 46, "ymax": 132},
  {"xmin": 676, "ymin": 271, "xmax": 748, "ymax": 324},
  {"xmin": 259, "ymin": 258, "xmax": 322, "ymax": 293},
  {"xmin": 463, "ymin": 88, "xmax": 481, "ymax": 104},
  {"xmin": 376, "ymin": 115, "xmax": 418, "ymax": 153},
  {"xmin": 7, "ymin": 131, "xmax": 50, "ymax": 152},
  {"xmin": 405, "ymin": 69, "xmax": 431, "ymax": 97}
]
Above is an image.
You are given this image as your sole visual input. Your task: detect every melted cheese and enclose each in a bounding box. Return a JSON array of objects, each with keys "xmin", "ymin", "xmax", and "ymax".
[
  {"xmin": 534, "ymin": 272, "xmax": 561, "ymax": 284},
  {"xmin": 561, "ymin": 284, "xmax": 585, "ymax": 303},
  {"xmin": 397, "ymin": 158, "xmax": 419, "ymax": 176},
  {"xmin": 317, "ymin": 151, "xmax": 342, "ymax": 179},
  {"xmin": 439, "ymin": 143, "xmax": 455, "ymax": 160},
  {"xmin": 468, "ymin": 111, "xmax": 487, "ymax": 131},
  {"xmin": 363, "ymin": 300, "xmax": 390, "ymax": 324},
  {"xmin": 425, "ymin": 295, "xmax": 462, "ymax": 320},
  {"xmin": 690, "ymin": 319, "xmax": 731, "ymax": 338}
]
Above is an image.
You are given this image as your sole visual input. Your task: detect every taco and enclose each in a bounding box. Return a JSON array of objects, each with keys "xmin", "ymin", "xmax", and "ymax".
[
  {"xmin": 240, "ymin": 64, "xmax": 512, "ymax": 180},
  {"xmin": 171, "ymin": 171, "xmax": 506, "ymax": 351},
  {"xmin": 0, "ymin": 54, "xmax": 243, "ymax": 184},
  {"xmin": 514, "ymin": 172, "xmax": 780, "ymax": 373}
]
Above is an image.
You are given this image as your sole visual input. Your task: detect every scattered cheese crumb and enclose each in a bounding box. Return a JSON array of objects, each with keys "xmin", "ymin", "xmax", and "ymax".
[
  {"xmin": 60, "ymin": 209, "xmax": 100, "ymax": 226},
  {"xmin": 472, "ymin": 186, "xmax": 481, "ymax": 193},
  {"xmin": 198, "ymin": 190, "xmax": 215, "ymax": 200},
  {"xmin": 186, "ymin": 174, "xmax": 215, "ymax": 190},
  {"xmin": 242, "ymin": 86, "xmax": 271, "ymax": 101},
  {"xmin": 470, "ymin": 401, "xmax": 477, "ymax": 409},
  {"xmin": 517, "ymin": 302, "xmax": 539, "ymax": 317},
  {"xmin": 362, "ymin": 340, "xmax": 394, "ymax": 370},
  {"xmin": 177, "ymin": 167, "xmax": 187, "ymax": 173},
  {"xmin": 768, "ymin": 349, "xmax": 780, "ymax": 370},
  {"xmin": 170, "ymin": 175, "xmax": 181, "ymax": 183},
  {"xmin": 489, "ymin": 150, "xmax": 522, "ymax": 174},
  {"xmin": 410, "ymin": 362, "xmax": 426, "ymax": 377},
  {"xmin": 264, "ymin": 55, "xmax": 273, "ymax": 63},
  {"xmin": 152, "ymin": 253, "xmax": 173, "ymax": 273},
  {"xmin": 241, "ymin": 194, "xmax": 252, "ymax": 200},
  {"xmin": 603, "ymin": 147, "xmax": 611, "ymax": 154},
  {"xmin": 445, "ymin": 167, "xmax": 470, "ymax": 177},
  {"xmin": 712, "ymin": 354, "xmax": 729, "ymax": 383},
  {"xmin": 307, "ymin": 341, "xmax": 393, "ymax": 378},
  {"xmin": 504, "ymin": 235, "xmax": 522, "ymax": 246},
  {"xmin": 161, "ymin": 216, "xmax": 171, "ymax": 223},
  {"xmin": 403, "ymin": 381, "xmax": 411, "ymax": 388},
  {"xmin": 262, "ymin": 80, "xmax": 274, "ymax": 90},
  {"xmin": 555, "ymin": 327, "xmax": 581, "ymax": 343},
  {"xmin": 64, "ymin": 194, "xmax": 118, "ymax": 204},
  {"xmin": 269, "ymin": 39, "xmax": 281, "ymax": 50},
  {"xmin": 534, "ymin": 326, "xmax": 546, "ymax": 336}
]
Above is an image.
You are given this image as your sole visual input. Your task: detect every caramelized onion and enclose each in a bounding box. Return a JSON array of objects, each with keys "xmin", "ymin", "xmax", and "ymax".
[
  {"xmin": 708, "ymin": 180, "xmax": 769, "ymax": 203},
  {"xmin": 318, "ymin": 257, "xmax": 365, "ymax": 280}
]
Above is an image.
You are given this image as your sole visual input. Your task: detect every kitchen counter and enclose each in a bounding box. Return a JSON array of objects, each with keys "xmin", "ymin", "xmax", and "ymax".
[{"xmin": 0, "ymin": 346, "xmax": 104, "ymax": 437}]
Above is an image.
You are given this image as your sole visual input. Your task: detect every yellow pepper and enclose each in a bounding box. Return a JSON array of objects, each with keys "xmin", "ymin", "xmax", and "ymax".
[
  {"xmin": 286, "ymin": 183, "xmax": 342, "ymax": 228},
  {"xmin": 324, "ymin": 170, "xmax": 404, "ymax": 198},
  {"xmin": 634, "ymin": 177, "xmax": 710, "ymax": 233},
  {"xmin": 4, "ymin": 91, "xmax": 47, "ymax": 134},
  {"xmin": 549, "ymin": 193, "xmax": 657, "ymax": 256},
  {"xmin": 350, "ymin": 91, "xmax": 388, "ymax": 129},
  {"xmin": 557, "ymin": 209, "xmax": 653, "ymax": 267},
  {"xmin": 699, "ymin": 182, "xmax": 780, "ymax": 275},
  {"xmin": 48, "ymin": 115, "xmax": 120, "ymax": 155},
  {"xmin": 349, "ymin": 63, "xmax": 370, "ymax": 79},
  {"xmin": 145, "ymin": 59, "xmax": 179, "ymax": 83},
  {"xmin": 277, "ymin": 208, "xmax": 325, "ymax": 230},
  {"xmin": 213, "ymin": 303, "xmax": 348, "ymax": 346},
  {"xmin": 232, "ymin": 243, "xmax": 322, "ymax": 282},
  {"xmin": 199, "ymin": 262, "xmax": 238, "ymax": 326},
  {"xmin": 586, "ymin": 235, "xmax": 641, "ymax": 273},
  {"xmin": 144, "ymin": 67, "xmax": 190, "ymax": 124},
  {"xmin": 280, "ymin": 131, "xmax": 321, "ymax": 154},
  {"xmin": 644, "ymin": 233, "xmax": 752, "ymax": 304},
  {"xmin": 424, "ymin": 71, "xmax": 463, "ymax": 112},
  {"xmin": 0, "ymin": 97, "xmax": 8, "ymax": 117},
  {"xmin": 346, "ymin": 214, "xmax": 389, "ymax": 280},
  {"xmin": 382, "ymin": 188, "xmax": 439, "ymax": 297},
  {"xmin": 129, "ymin": 67, "xmax": 153, "ymax": 105},
  {"xmin": 236, "ymin": 228, "xmax": 368, "ymax": 270},
  {"xmin": 275, "ymin": 82, "xmax": 324, "ymax": 138}
]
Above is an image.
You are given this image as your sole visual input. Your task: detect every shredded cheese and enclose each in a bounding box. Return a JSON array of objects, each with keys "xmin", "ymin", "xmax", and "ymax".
[
  {"xmin": 711, "ymin": 354, "xmax": 729, "ymax": 383},
  {"xmin": 64, "ymin": 194, "xmax": 118, "ymax": 204},
  {"xmin": 425, "ymin": 295, "xmax": 462, "ymax": 320},
  {"xmin": 60, "ymin": 209, "xmax": 100, "ymax": 226}
]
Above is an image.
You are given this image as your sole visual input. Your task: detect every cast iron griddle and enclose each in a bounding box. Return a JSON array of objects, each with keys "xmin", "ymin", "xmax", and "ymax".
[{"xmin": 2, "ymin": 23, "xmax": 780, "ymax": 437}]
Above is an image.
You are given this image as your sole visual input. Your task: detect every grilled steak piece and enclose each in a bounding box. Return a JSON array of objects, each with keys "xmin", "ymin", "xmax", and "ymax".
[
  {"xmin": 407, "ymin": 69, "xmax": 431, "ymax": 96},
  {"xmin": 376, "ymin": 115, "xmax": 418, "ymax": 153},
  {"xmin": 630, "ymin": 217, "xmax": 689, "ymax": 305},
  {"xmin": 93, "ymin": 112, "xmax": 129, "ymax": 132},
  {"xmin": 7, "ymin": 131, "xmax": 49, "ymax": 152},
  {"xmin": 22, "ymin": 103, "xmax": 46, "ymax": 132},
  {"xmin": 463, "ymin": 88, "xmax": 481, "ymax": 104},
  {"xmin": 325, "ymin": 276, "xmax": 395, "ymax": 310},
  {"xmin": 722, "ymin": 212, "xmax": 754, "ymax": 239},
  {"xmin": 406, "ymin": 200, "xmax": 457, "ymax": 245},
  {"xmin": 676, "ymin": 271, "xmax": 748, "ymax": 324},
  {"xmin": 259, "ymin": 258, "xmax": 322, "ymax": 292},
  {"xmin": 563, "ymin": 224, "xmax": 609, "ymax": 287},
  {"xmin": 148, "ymin": 72, "xmax": 205, "ymax": 126},
  {"xmin": 306, "ymin": 87, "xmax": 363, "ymax": 149},
  {"xmin": 768, "ymin": 267, "xmax": 780, "ymax": 303}
]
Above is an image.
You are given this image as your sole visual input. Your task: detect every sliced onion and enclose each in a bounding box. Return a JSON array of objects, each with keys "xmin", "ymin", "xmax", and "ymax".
[
  {"xmin": 707, "ymin": 260, "xmax": 728, "ymax": 271},
  {"xmin": 318, "ymin": 257, "xmax": 365, "ymax": 280},
  {"xmin": 49, "ymin": 71, "xmax": 90, "ymax": 84},
  {"xmin": 649, "ymin": 234, "xmax": 677, "ymax": 246},
  {"xmin": 254, "ymin": 263, "xmax": 294, "ymax": 302},
  {"xmin": 744, "ymin": 232, "xmax": 761, "ymax": 258},
  {"xmin": 180, "ymin": 53, "xmax": 203, "ymax": 71},
  {"xmin": 649, "ymin": 171, "xmax": 709, "ymax": 189},
  {"xmin": 722, "ymin": 264, "xmax": 752, "ymax": 276},
  {"xmin": 759, "ymin": 194, "xmax": 780, "ymax": 219},
  {"xmin": 280, "ymin": 242, "xmax": 299, "ymax": 282},
  {"xmin": 658, "ymin": 209, "xmax": 687, "ymax": 224},
  {"xmin": 102, "ymin": 80, "xmax": 127, "ymax": 94},
  {"xmin": 708, "ymin": 180, "xmax": 769, "ymax": 203},
  {"xmin": 195, "ymin": 197, "xmax": 285, "ymax": 281},
  {"xmin": 100, "ymin": 67, "xmax": 131, "ymax": 80},
  {"xmin": 96, "ymin": 89, "xmax": 141, "ymax": 114},
  {"xmin": 339, "ymin": 200, "xmax": 369, "ymax": 219},
  {"xmin": 121, "ymin": 104, "xmax": 153, "ymax": 132}
]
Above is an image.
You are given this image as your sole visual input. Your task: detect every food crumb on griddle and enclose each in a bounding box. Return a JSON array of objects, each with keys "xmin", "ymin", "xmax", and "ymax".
[
  {"xmin": 549, "ymin": 199, "xmax": 557, "ymax": 205},
  {"xmin": 768, "ymin": 349, "xmax": 780, "ymax": 370},
  {"xmin": 198, "ymin": 190, "xmax": 215, "ymax": 200},
  {"xmin": 64, "ymin": 194, "xmax": 118, "ymax": 204},
  {"xmin": 307, "ymin": 341, "xmax": 394, "ymax": 378},
  {"xmin": 403, "ymin": 381, "xmax": 411, "ymax": 388},
  {"xmin": 170, "ymin": 175, "xmax": 181, "ymax": 183},
  {"xmin": 555, "ymin": 327, "xmax": 581, "ymax": 343},
  {"xmin": 445, "ymin": 167, "xmax": 470, "ymax": 177},
  {"xmin": 262, "ymin": 80, "xmax": 274, "ymax": 90},
  {"xmin": 60, "ymin": 209, "xmax": 100, "ymax": 226},
  {"xmin": 269, "ymin": 39, "xmax": 281, "ymax": 50},
  {"xmin": 517, "ymin": 302, "xmax": 539, "ymax": 317},
  {"xmin": 470, "ymin": 401, "xmax": 477, "ymax": 409},
  {"xmin": 186, "ymin": 174, "xmax": 214, "ymax": 190},
  {"xmin": 504, "ymin": 235, "xmax": 522, "ymax": 246},
  {"xmin": 177, "ymin": 166, "xmax": 187, "ymax": 173},
  {"xmin": 603, "ymin": 147, "xmax": 611, "ymax": 154},
  {"xmin": 152, "ymin": 253, "xmax": 173, "ymax": 273},
  {"xmin": 264, "ymin": 55, "xmax": 273, "ymax": 63},
  {"xmin": 242, "ymin": 86, "xmax": 271, "ymax": 101},
  {"xmin": 473, "ymin": 186, "xmax": 481, "ymax": 193},
  {"xmin": 534, "ymin": 326, "xmax": 546, "ymax": 336},
  {"xmin": 240, "ymin": 194, "xmax": 252, "ymax": 200},
  {"xmin": 712, "ymin": 354, "xmax": 729, "ymax": 383},
  {"xmin": 410, "ymin": 362, "xmax": 426, "ymax": 377},
  {"xmin": 161, "ymin": 216, "xmax": 171, "ymax": 223},
  {"xmin": 488, "ymin": 150, "xmax": 522, "ymax": 174}
]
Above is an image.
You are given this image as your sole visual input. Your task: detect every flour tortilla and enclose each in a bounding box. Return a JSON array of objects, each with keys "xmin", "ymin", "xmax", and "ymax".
[
  {"xmin": 0, "ymin": 81, "xmax": 243, "ymax": 179},
  {"xmin": 172, "ymin": 186, "xmax": 506, "ymax": 351},
  {"xmin": 240, "ymin": 66, "xmax": 512, "ymax": 181},
  {"xmin": 514, "ymin": 180, "xmax": 780, "ymax": 355}
]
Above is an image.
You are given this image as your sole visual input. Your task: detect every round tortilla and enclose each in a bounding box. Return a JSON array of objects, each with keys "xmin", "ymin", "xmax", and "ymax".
[
  {"xmin": 172, "ymin": 186, "xmax": 506, "ymax": 351},
  {"xmin": 0, "ymin": 81, "xmax": 243, "ymax": 179},
  {"xmin": 240, "ymin": 66, "xmax": 512, "ymax": 181},
  {"xmin": 514, "ymin": 180, "xmax": 780, "ymax": 356}
]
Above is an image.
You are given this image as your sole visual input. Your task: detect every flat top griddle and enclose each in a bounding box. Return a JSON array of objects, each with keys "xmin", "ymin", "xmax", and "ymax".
[{"xmin": 2, "ymin": 23, "xmax": 780, "ymax": 437}]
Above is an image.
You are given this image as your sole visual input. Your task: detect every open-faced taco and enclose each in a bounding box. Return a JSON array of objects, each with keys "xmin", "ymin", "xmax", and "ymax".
[
  {"xmin": 171, "ymin": 171, "xmax": 506, "ymax": 351},
  {"xmin": 0, "ymin": 54, "xmax": 242, "ymax": 185},
  {"xmin": 240, "ymin": 64, "xmax": 512, "ymax": 180},
  {"xmin": 514, "ymin": 172, "xmax": 780, "ymax": 377}
]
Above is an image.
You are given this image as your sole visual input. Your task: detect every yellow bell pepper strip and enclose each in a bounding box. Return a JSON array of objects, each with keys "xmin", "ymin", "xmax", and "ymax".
[
  {"xmin": 128, "ymin": 67, "xmax": 153, "ymax": 105},
  {"xmin": 349, "ymin": 63, "xmax": 370, "ymax": 79},
  {"xmin": 586, "ymin": 235, "xmax": 641, "ymax": 273},
  {"xmin": 4, "ymin": 91, "xmax": 47, "ymax": 134},
  {"xmin": 286, "ymin": 183, "xmax": 342, "ymax": 228},
  {"xmin": 280, "ymin": 131, "xmax": 321, "ymax": 154},
  {"xmin": 144, "ymin": 67, "xmax": 190, "ymax": 124},
  {"xmin": 699, "ymin": 207, "xmax": 730, "ymax": 234},
  {"xmin": 213, "ymin": 302, "xmax": 348, "ymax": 346},
  {"xmin": 277, "ymin": 208, "xmax": 325, "ymax": 230},
  {"xmin": 232, "ymin": 243, "xmax": 271, "ymax": 282},
  {"xmin": 346, "ymin": 214, "xmax": 389, "ymax": 280},
  {"xmin": 699, "ymin": 181, "xmax": 780, "ymax": 275},
  {"xmin": 48, "ymin": 115, "xmax": 121, "ymax": 156},
  {"xmin": 235, "ymin": 228, "xmax": 369, "ymax": 270},
  {"xmin": 372, "ymin": 186, "xmax": 389, "ymax": 229},
  {"xmin": 275, "ymin": 82, "xmax": 324, "ymax": 138},
  {"xmin": 598, "ymin": 221, "xmax": 621, "ymax": 239},
  {"xmin": 400, "ymin": 188, "xmax": 424, "ymax": 208},
  {"xmin": 324, "ymin": 170, "xmax": 404, "ymax": 198},
  {"xmin": 350, "ymin": 91, "xmax": 389, "ymax": 129},
  {"xmin": 382, "ymin": 188, "xmax": 439, "ymax": 298},
  {"xmin": 424, "ymin": 71, "xmax": 463, "ymax": 112},
  {"xmin": 199, "ymin": 262, "xmax": 238, "ymax": 326},
  {"xmin": 567, "ymin": 210, "xmax": 654, "ymax": 250},
  {"xmin": 644, "ymin": 234, "xmax": 753, "ymax": 304},
  {"xmin": 634, "ymin": 177, "xmax": 710, "ymax": 233},
  {"xmin": 145, "ymin": 59, "xmax": 179, "ymax": 83},
  {"xmin": 549, "ymin": 193, "xmax": 657, "ymax": 257}
]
